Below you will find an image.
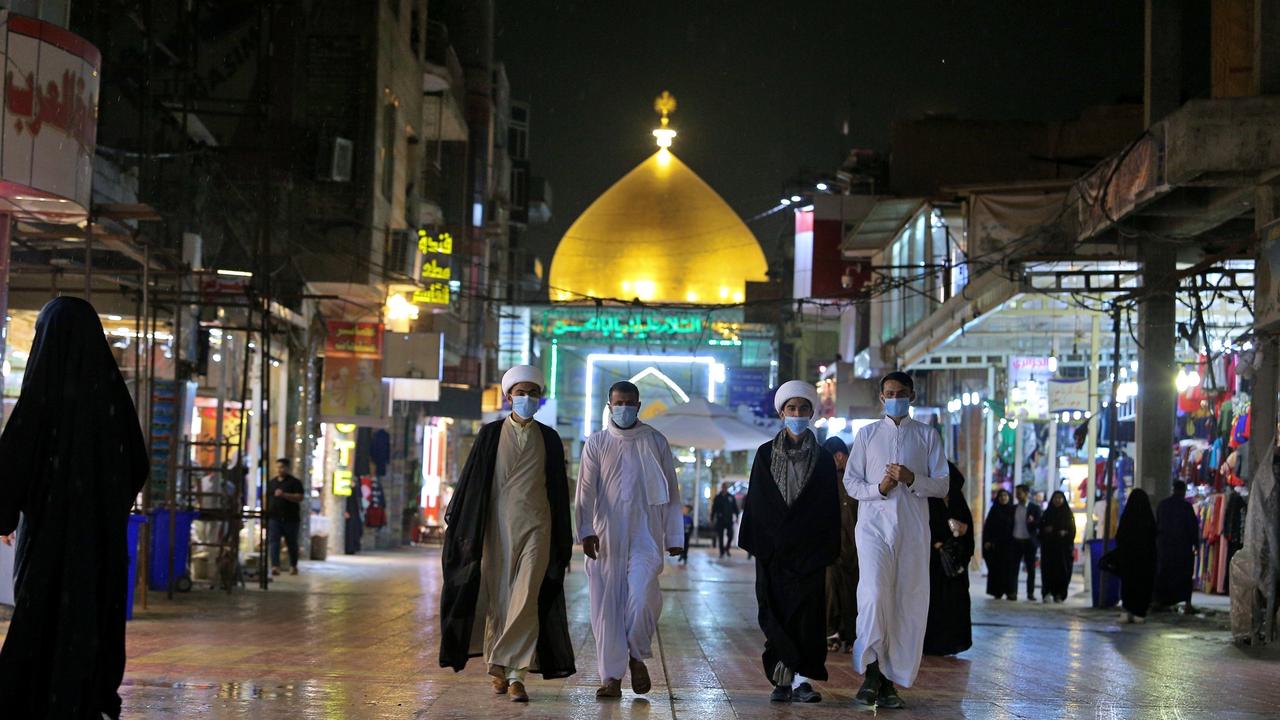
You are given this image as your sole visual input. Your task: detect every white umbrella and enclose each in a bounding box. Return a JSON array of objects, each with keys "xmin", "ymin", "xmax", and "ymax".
[
  {"xmin": 645, "ymin": 397, "xmax": 773, "ymax": 451},
  {"xmin": 646, "ymin": 398, "xmax": 773, "ymax": 543}
]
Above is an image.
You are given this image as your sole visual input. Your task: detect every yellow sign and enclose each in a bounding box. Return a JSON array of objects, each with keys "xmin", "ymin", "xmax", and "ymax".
[
  {"xmin": 418, "ymin": 229, "xmax": 453, "ymax": 255},
  {"xmin": 421, "ymin": 259, "xmax": 451, "ymax": 281},
  {"xmin": 333, "ymin": 436, "xmax": 356, "ymax": 496},
  {"xmin": 333, "ymin": 469, "xmax": 354, "ymax": 497},
  {"xmin": 413, "ymin": 282, "xmax": 451, "ymax": 306}
]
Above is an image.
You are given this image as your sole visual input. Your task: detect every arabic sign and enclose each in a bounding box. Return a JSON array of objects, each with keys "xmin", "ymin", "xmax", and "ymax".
[
  {"xmin": 417, "ymin": 229, "xmax": 452, "ymax": 305},
  {"xmin": 325, "ymin": 321, "xmax": 383, "ymax": 357},
  {"xmin": 0, "ymin": 13, "xmax": 100, "ymax": 224},
  {"xmin": 542, "ymin": 311, "xmax": 704, "ymax": 340}
]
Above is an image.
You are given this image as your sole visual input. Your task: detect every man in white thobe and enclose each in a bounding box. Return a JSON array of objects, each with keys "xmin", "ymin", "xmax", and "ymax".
[
  {"xmin": 577, "ymin": 381, "xmax": 684, "ymax": 699},
  {"xmin": 844, "ymin": 372, "xmax": 949, "ymax": 709}
]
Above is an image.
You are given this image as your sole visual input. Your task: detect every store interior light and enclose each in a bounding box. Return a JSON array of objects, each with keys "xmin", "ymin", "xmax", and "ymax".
[
  {"xmin": 790, "ymin": 195, "xmax": 802, "ymax": 202},
  {"xmin": 1175, "ymin": 368, "xmax": 1201, "ymax": 393},
  {"xmin": 780, "ymin": 197, "xmax": 792, "ymax": 206},
  {"xmin": 816, "ymin": 182, "xmax": 828, "ymax": 191},
  {"xmin": 1048, "ymin": 356, "xmax": 1059, "ymax": 373},
  {"xmin": 216, "ymin": 269, "xmax": 254, "ymax": 278}
]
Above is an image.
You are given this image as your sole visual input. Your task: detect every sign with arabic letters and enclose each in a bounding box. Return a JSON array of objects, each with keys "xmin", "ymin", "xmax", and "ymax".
[{"xmin": 0, "ymin": 12, "xmax": 100, "ymax": 224}]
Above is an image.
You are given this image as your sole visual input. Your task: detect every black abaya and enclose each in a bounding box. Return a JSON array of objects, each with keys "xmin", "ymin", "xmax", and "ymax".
[
  {"xmin": 1039, "ymin": 496, "xmax": 1076, "ymax": 602},
  {"xmin": 825, "ymin": 481, "xmax": 858, "ymax": 646},
  {"xmin": 1154, "ymin": 494, "xmax": 1199, "ymax": 606},
  {"xmin": 1116, "ymin": 489, "xmax": 1157, "ymax": 617},
  {"xmin": 0, "ymin": 298, "xmax": 149, "ymax": 720},
  {"xmin": 344, "ymin": 492, "xmax": 363, "ymax": 555},
  {"xmin": 923, "ymin": 464, "xmax": 974, "ymax": 656},
  {"xmin": 739, "ymin": 438, "xmax": 841, "ymax": 682},
  {"xmin": 983, "ymin": 502, "xmax": 1017, "ymax": 598}
]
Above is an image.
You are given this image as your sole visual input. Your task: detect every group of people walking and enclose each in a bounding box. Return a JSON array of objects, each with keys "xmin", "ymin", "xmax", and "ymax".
[
  {"xmin": 982, "ymin": 484, "xmax": 1077, "ymax": 603},
  {"xmin": 440, "ymin": 366, "xmax": 963, "ymax": 710}
]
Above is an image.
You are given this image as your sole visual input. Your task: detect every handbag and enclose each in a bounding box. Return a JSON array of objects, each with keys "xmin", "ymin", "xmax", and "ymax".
[
  {"xmin": 939, "ymin": 538, "xmax": 967, "ymax": 578},
  {"xmin": 1098, "ymin": 548, "xmax": 1120, "ymax": 574}
]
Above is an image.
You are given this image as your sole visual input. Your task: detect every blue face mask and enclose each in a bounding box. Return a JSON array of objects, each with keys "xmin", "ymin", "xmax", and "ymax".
[
  {"xmin": 611, "ymin": 405, "xmax": 639, "ymax": 428},
  {"xmin": 783, "ymin": 417, "xmax": 810, "ymax": 435},
  {"xmin": 884, "ymin": 397, "xmax": 911, "ymax": 418},
  {"xmin": 511, "ymin": 395, "xmax": 540, "ymax": 419}
]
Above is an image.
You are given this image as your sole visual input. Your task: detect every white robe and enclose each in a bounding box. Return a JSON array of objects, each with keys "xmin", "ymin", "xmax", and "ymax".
[
  {"xmin": 576, "ymin": 421, "xmax": 683, "ymax": 681},
  {"xmin": 843, "ymin": 416, "xmax": 949, "ymax": 687}
]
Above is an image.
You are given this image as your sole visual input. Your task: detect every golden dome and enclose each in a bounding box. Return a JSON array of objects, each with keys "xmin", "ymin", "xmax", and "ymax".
[{"xmin": 549, "ymin": 148, "xmax": 768, "ymax": 305}]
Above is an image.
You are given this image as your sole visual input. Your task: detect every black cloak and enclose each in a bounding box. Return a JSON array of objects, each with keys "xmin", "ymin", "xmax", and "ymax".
[
  {"xmin": 983, "ymin": 498, "xmax": 1017, "ymax": 598},
  {"xmin": 1039, "ymin": 492, "xmax": 1077, "ymax": 601},
  {"xmin": 924, "ymin": 463, "xmax": 974, "ymax": 656},
  {"xmin": 437, "ymin": 419, "xmax": 575, "ymax": 678},
  {"xmin": 1154, "ymin": 494, "xmax": 1199, "ymax": 606},
  {"xmin": 739, "ymin": 437, "xmax": 840, "ymax": 682},
  {"xmin": 825, "ymin": 477, "xmax": 858, "ymax": 645},
  {"xmin": 0, "ymin": 297, "xmax": 149, "ymax": 720},
  {"xmin": 1116, "ymin": 489, "xmax": 1157, "ymax": 617}
]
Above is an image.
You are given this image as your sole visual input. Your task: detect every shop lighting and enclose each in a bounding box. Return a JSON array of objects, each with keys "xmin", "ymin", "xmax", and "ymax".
[
  {"xmin": 790, "ymin": 195, "xmax": 802, "ymax": 202},
  {"xmin": 828, "ymin": 417, "xmax": 848, "ymax": 433},
  {"xmin": 1116, "ymin": 381, "xmax": 1139, "ymax": 403},
  {"xmin": 1048, "ymin": 356, "xmax": 1059, "ymax": 373},
  {"xmin": 1060, "ymin": 411, "xmax": 1071, "ymax": 423},
  {"xmin": 962, "ymin": 392, "xmax": 973, "ymax": 406},
  {"xmin": 1073, "ymin": 411, "xmax": 1083, "ymax": 420},
  {"xmin": 216, "ymin": 269, "xmax": 254, "ymax": 278},
  {"xmin": 384, "ymin": 294, "xmax": 420, "ymax": 322},
  {"xmin": 107, "ymin": 314, "xmax": 123, "ymax": 321},
  {"xmin": 212, "ymin": 353, "xmax": 222, "ymax": 363},
  {"xmin": 780, "ymin": 198, "xmax": 792, "ymax": 206},
  {"xmin": 1175, "ymin": 369, "xmax": 1200, "ymax": 393},
  {"xmin": 816, "ymin": 182, "xmax": 828, "ymax": 191}
]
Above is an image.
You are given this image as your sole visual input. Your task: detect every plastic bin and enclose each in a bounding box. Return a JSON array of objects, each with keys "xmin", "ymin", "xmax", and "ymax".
[
  {"xmin": 126, "ymin": 514, "xmax": 146, "ymax": 620},
  {"xmin": 148, "ymin": 509, "xmax": 198, "ymax": 591},
  {"xmin": 1088, "ymin": 538, "xmax": 1121, "ymax": 609}
]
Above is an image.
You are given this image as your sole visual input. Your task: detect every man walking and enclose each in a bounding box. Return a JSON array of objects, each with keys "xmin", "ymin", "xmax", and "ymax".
[
  {"xmin": 1013, "ymin": 484, "xmax": 1042, "ymax": 601},
  {"xmin": 439, "ymin": 365, "xmax": 575, "ymax": 702},
  {"xmin": 712, "ymin": 482, "xmax": 739, "ymax": 558},
  {"xmin": 823, "ymin": 436, "xmax": 857, "ymax": 653},
  {"xmin": 845, "ymin": 372, "xmax": 949, "ymax": 709},
  {"xmin": 577, "ymin": 381, "xmax": 683, "ymax": 699},
  {"xmin": 1155, "ymin": 480, "xmax": 1200, "ymax": 613},
  {"xmin": 267, "ymin": 458, "xmax": 306, "ymax": 576}
]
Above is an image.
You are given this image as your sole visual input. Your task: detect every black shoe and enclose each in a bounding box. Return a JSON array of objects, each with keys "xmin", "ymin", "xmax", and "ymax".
[
  {"xmin": 855, "ymin": 662, "xmax": 881, "ymax": 705},
  {"xmin": 877, "ymin": 680, "xmax": 905, "ymax": 709},
  {"xmin": 792, "ymin": 682, "xmax": 821, "ymax": 703},
  {"xmin": 770, "ymin": 685, "xmax": 792, "ymax": 702}
]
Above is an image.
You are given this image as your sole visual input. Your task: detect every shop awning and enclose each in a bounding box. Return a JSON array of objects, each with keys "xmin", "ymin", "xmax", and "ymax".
[{"xmin": 842, "ymin": 198, "xmax": 924, "ymax": 256}]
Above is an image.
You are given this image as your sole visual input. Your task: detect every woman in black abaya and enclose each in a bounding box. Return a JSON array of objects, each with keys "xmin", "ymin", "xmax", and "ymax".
[
  {"xmin": 1115, "ymin": 489, "xmax": 1157, "ymax": 623},
  {"xmin": 923, "ymin": 463, "xmax": 974, "ymax": 656},
  {"xmin": 982, "ymin": 489, "xmax": 1017, "ymax": 600},
  {"xmin": 1039, "ymin": 491, "xmax": 1077, "ymax": 603},
  {"xmin": 0, "ymin": 297, "xmax": 149, "ymax": 719}
]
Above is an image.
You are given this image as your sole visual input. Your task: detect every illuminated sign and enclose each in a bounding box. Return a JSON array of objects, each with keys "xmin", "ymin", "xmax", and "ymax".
[
  {"xmin": 418, "ymin": 229, "xmax": 453, "ymax": 255},
  {"xmin": 326, "ymin": 321, "xmax": 383, "ymax": 357},
  {"xmin": 332, "ymin": 433, "xmax": 356, "ymax": 496},
  {"xmin": 421, "ymin": 259, "xmax": 451, "ymax": 280},
  {"xmin": 413, "ymin": 282, "xmax": 451, "ymax": 306}
]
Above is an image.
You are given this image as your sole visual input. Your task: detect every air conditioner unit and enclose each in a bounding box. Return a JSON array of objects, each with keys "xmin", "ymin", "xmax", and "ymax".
[{"xmin": 320, "ymin": 137, "xmax": 353, "ymax": 182}]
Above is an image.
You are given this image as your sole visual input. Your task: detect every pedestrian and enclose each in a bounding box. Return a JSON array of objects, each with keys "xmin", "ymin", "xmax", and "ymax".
[
  {"xmin": 680, "ymin": 504, "xmax": 693, "ymax": 565},
  {"xmin": 267, "ymin": 458, "xmax": 306, "ymax": 576},
  {"xmin": 576, "ymin": 381, "xmax": 683, "ymax": 699},
  {"xmin": 1155, "ymin": 481, "xmax": 1199, "ymax": 613},
  {"xmin": 711, "ymin": 482, "xmax": 739, "ymax": 558},
  {"xmin": 0, "ymin": 297, "xmax": 149, "ymax": 720},
  {"xmin": 1039, "ymin": 490, "xmax": 1076, "ymax": 603},
  {"xmin": 822, "ymin": 436, "xmax": 857, "ymax": 654},
  {"xmin": 844, "ymin": 371, "xmax": 949, "ymax": 709},
  {"xmin": 923, "ymin": 462, "xmax": 974, "ymax": 656},
  {"xmin": 1012, "ymin": 483, "xmax": 1042, "ymax": 601},
  {"xmin": 343, "ymin": 489, "xmax": 363, "ymax": 555},
  {"xmin": 739, "ymin": 380, "xmax": 840, "ymax": 703},
  {"xmin": 983, "ymin": 489, "xmax": 1017, "ymax": 600},
  {"xmin": 439, "ymin": 365, "xmax": 575, "ymax": 702},
  {"xmin": 1115, "ymin": 488, "xmax": 1158, "ymax": 624}
]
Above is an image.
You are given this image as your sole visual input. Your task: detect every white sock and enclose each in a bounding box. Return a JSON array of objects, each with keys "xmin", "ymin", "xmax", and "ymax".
[
  {"xmin": 791, "ymin": 673, "xmax": 809, "ymax": 689},
  {"xmin": 506, "ymin": 667, "xmax": 526, "ymax": 683}
]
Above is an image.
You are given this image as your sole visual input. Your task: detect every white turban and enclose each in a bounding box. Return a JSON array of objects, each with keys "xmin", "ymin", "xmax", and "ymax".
[
  {"xmin": 774, "ymin": 380, "xmax": 820, "ymax": 415},
  {"xmin": 502, "ymin": 364, "xmax": 546, "ymax": 396}
]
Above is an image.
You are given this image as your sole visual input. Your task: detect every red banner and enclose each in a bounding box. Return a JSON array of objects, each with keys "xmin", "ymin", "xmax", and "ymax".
[{"xmin": 325, "ymin": 321, "xmax": 383, "ymax": 358}]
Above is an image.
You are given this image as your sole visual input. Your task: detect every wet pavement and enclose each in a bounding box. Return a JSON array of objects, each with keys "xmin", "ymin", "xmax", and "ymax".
[{"xmin": 2, "ymin": 545, "xmax": 1278, "ymax": 718}]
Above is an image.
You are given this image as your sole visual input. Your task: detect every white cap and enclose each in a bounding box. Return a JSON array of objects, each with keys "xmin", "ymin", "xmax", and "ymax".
[
  {"xmin": 501, "ymin": 364, "xmax": 546, "ymax": 396},
  {"xmin": 774, "ymin": 380, "xmax": 820, "ymax": 415}
]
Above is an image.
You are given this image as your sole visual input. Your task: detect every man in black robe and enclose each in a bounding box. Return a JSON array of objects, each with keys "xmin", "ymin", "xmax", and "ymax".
[
  {"xmin": 1155, "ymin": 480, "xmax": 1200, "ymax": 613},
  {"xmin": 438, "ymin": 365, "xmax": 575, "ymax": 698},
  {"xmin": 0, "ymin": 298, "xmax": 149, "ymax": 720},
  {"xmin": 822, "ymin": 436, "xmax": 857, "ymax": 652},
  {"xmin": 740, "ymin": 381, "xmax": 841, "ymax": 703}
]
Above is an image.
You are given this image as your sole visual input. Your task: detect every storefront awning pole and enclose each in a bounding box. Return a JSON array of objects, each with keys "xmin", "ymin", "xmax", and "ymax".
[
  {"xmin": 1101, "ymin": 306, "xmax": 1122, "ymax": 554},
  {"xmin": 1085, "ymin": 315, "xmax": 1101, "ymax": 542}
]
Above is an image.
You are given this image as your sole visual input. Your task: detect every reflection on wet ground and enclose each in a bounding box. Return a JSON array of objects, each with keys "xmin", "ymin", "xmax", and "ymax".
[{"xmin": 2, "ymin": 546, "xmax": 1277, "ymax": 718}]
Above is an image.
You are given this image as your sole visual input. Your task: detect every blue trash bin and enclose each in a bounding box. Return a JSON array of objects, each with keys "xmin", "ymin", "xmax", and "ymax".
[
  {"xmin": 148, "ymin": 509, "xmax": 198, "ymax": 592},
  {"xmin": 1088, "ymin": 538, "xmax": 1121, "ymax": 608},
  {"xmin": 126, "ymin": 514, "xmax": 146, "ymax": 620}
]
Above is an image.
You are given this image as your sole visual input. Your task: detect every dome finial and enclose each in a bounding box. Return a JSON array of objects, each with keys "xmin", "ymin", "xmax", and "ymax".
[{"xmin": 652, "ymin": 91, "xmax": 677, "ymax": 148}]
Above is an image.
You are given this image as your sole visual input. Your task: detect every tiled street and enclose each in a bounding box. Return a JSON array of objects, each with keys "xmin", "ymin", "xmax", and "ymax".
[{"xmin": 3, "ymin": 546, "xmax": 1274, "ymax": 719}]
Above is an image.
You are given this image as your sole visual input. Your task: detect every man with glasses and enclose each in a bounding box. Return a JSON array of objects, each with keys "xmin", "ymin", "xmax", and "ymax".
[
  {"xmin": 577, "ymin": 381, "xmax": 684, "ymax": 699},
  {"xmin": 439, "ymin": 365, "xmax": 576, "ymax": 702},
  {"xmin": 844, "ymin": 371, "xmax": 949, "ymax": 710}
]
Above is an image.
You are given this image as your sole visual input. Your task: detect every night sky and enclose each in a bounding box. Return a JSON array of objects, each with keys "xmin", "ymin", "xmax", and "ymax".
[{"xmin": 496, "ymin": 1, "xmax": 1145, "ymax": 261}]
